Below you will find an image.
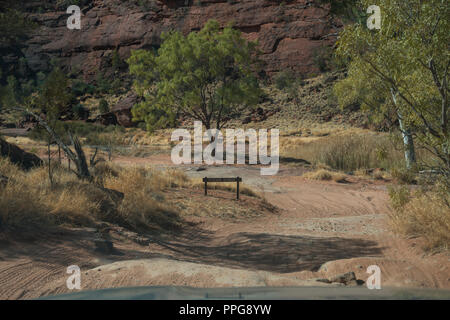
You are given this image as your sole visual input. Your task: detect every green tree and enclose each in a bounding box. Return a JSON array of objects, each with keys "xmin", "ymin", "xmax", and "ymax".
[
  {"xmin": 334, "ymin": 0, "xmax": 449, "ymax": 174},
  {"xmin": 0, "ymin": 7, "xmax": 34, "ymax": 48},
  {"xmin": 127, "ymin": 20, "xmax": 262, "ymax": 131},
  {"xmin": 36, "ymin": 67, "xmax": 73, "ymax": 184}
]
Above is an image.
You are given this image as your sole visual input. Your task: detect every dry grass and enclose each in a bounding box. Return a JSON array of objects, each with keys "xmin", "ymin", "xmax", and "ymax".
[
  {"xmin": 0, "ymin": 158, "xmax": 187, "ymax": 232},
  {"xmin": 282, "ymin": 132, "xmax": 405, "ymax": 172},
  {"xmin": 388, "ymin": 184, "xmax": 450, "ymax": 251},
  {"xmin": 303, "ymin": 169, "xmax": 347, "ymax": 183},
  {"xmin": 0, "ymin": 159, "xmax": 96, "ymax": 229},
  {"xmin": 0, "ymin": 157, "xmax": 263, "ymax": 233}
]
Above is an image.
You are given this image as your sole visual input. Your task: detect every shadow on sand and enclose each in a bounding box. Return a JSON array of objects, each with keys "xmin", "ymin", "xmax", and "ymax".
[{"xmin": 152, "ymin": 231, "xmax": 382, "ymax": 273}]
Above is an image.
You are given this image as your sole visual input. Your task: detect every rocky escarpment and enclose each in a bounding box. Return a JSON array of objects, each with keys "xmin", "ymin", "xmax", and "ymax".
[{"xmin": 24, "ymin": 0, "xmax": 342, "ymax": 80}]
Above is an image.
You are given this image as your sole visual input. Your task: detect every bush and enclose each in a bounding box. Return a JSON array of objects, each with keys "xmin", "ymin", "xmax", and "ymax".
[
  {"xmin": 98, "ymin": 99, "xmax": 109, "ymax": 114},
  {"xmin": 72, "ymin": 104, "xmax": 89, "ymax": 120},
  {"xmin": 390, "ymin": 167, "xmax": 417, "ymax": 184},
  {"xmin": 95, "ymin": 73, "xmax": 112, "ymax": 94},
  {"xmin": 388, "ymin": 184, "xmax": 450, "ymax": 251},
  {"xmin": 274, "ymin": 70, "xmax": 296, "ymax": 90},
  {"xmin": 72, "ymin": 80, "xmax": 95, "ymax": 96},
  {"xmin": 312, "ymin": 45, "xmax": 339, "ymax": 72}
]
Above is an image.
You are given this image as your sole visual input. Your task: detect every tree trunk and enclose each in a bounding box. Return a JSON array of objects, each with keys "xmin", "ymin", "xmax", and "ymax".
[
  {"xmin": 48, "ymin": 140, "xmax": 53, "ymax": 186},
  {"xmin": 391, "ymin": 88, "xmax": 416, "ymax": 170},
  {"xmin": 16, "ymin": 108, "xmax": 91, "ymax": 180},
  {"xmin": 397, "ymin": 109, "xmax": 417, "ymax": 170}
]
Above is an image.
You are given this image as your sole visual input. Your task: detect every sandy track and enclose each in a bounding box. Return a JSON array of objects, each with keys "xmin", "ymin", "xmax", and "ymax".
[{"xmin": 0, "ymin": 157, "xmax": 449, "ymax": 299}]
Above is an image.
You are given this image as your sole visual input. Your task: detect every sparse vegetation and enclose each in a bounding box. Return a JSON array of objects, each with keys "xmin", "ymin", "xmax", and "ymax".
[
  {"xmin": 0, "ymin": 157, "xmax": 264, "ymax": 232},
  {"xmin": 303, "ymin": 169, "xmax": 347, "ymax": 183},
  {"xmin": 281, "ymin": 132, "xmax": 406, "ymax": 173},
  {"xmin": 98, "ymin": 99, "xmax": 109, "ymax": 114},
  {"xmin": 0, "ymin": 158, "xmax": 182, "ymax": 231},
  {"xmin": 388, "ymin": 184, "xmax": 450, "ymax": 251}
]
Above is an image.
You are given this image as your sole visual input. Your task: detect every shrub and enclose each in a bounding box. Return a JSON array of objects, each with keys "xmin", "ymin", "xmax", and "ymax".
[
  {"xmin": 72, "ymin": 104, "xmax": 89, "ymax": 120},
  {"xmin": 390, "ymin": 167, "xmax": 417, "ymax": 184},
  {"xmin": 95, "ymin": 73, "xmax": 112, "ymax": 94},
  {"xmin": 274, "ymin": 70, "xmax": 296, "ymax": 90},
  {"xmin": 72, "ymin": 80, "xmax": 95, "ymax": 96},
  {"xmin": 388, "ymin": 184, "xmax": 450, "ymax": 251},
  {"xmin": 98, "ymin": 99, "xmax": 109, "ymax": 114},
  {"xmin": 312, "ymin": 45, "xmax": 339, "ymax": 72}
]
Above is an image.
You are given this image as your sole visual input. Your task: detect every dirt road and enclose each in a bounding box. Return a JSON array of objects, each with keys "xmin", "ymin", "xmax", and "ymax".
[{"xmin": 0, "ymin": 156, "xmax": 449, "ymax": 299}]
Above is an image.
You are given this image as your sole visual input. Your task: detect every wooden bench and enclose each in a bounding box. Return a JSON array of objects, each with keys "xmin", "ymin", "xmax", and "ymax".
[{"xmin": 202, "ymin": 177, "xmax": 243, "ymax": 200}]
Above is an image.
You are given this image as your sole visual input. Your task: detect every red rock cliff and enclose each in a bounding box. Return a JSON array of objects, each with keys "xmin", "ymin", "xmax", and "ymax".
[{"xmin": 24, "ymin": 0, "xmax": 342, "ymax": 79}]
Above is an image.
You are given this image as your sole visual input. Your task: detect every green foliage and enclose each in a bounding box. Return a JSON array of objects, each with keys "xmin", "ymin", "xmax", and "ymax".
[
  {"xmin": 37, "ymin": 67, "xmax": 73, "ymax": 122},
  {"xmin": 312, "ymin": 45, "xmax": 342, "ymax": 72},
  {"xmin": 72, "ymin": 80, "xmax": 96, "ymax": 96},
  {"xmin": 32, "ymin": 67, "xmax": 73, "ymax": 143},
  {"xmin": 318, "ymin": 0, "xmax": 365, "ymax": 23},
  {"xmin": 98, "ymin": 99, "xmax": 109, "ymax": 114},
  {"xmin": 36, "ymin": 72, "xmax": 46, "ymax": 87},
  {"xmin": 0, "ymin": 3, "xmax": 37, "ymax": 111},
  {"xmin": 0, "ymin": 72, "xmax": 45, "ymax": 112},
  {"xmin": 274, "ymin": 70, "xmax": 304, "ymax": 105},
  {"xmin": 390, "ymin": 167, "xmax": 417, "ymax": 185},
  {"xmin": 0, "ymin": 8, "xmax": 35, "ymax": 47},
  {"xmin": 127, "ymin": 19, "xmax": 263, "ymax": 131},
  {"xmin": 334, "ymin": 0, "xmax": 450, "ymax": 175},
  {"xmin": 72, "ymin": 104, "xmax": 88, "ymax": 120},
  {"xmin": 388, "ymin": 185, "xmax": 411, "ymax": 210},
  {"xmin": 95, "ymin": 72, "xmax": 112, "ymax": 94},
  {"xmin": 274, "ymin": 70, "xmax": 296, "ymax": 90}
]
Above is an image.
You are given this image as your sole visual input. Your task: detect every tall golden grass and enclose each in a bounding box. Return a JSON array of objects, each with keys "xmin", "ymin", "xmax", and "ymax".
[
  {"xmin": 0, "ymin": 158, "xmax": 188, "ymax": 232},
  {"xmin": 281, "ymin": 132, "xmax": 405, "ymax": 172},
  {"xmin": 388, "ymin": 184, "xmax": 450, "ymax": 251}
]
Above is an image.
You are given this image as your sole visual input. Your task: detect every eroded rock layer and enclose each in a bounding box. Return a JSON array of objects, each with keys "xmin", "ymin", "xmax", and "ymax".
[{"xmin": 24, "ymin": 0, "xmax": 341, "ymax": 79}]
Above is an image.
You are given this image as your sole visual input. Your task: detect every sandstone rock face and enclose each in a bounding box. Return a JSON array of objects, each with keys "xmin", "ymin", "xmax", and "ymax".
[{"xmin": 25, "ymin": 0, "xmax": 341, "ymax": 80}]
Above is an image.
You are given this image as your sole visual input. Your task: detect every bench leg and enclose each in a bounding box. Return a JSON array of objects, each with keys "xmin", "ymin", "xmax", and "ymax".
[
  {"xmin": 236, "ymin": 180, "xmax": 239, "ymax": 200},
  {"xmin": 204, "ymin": 181, "xmax": 207, "ymax": 196}
]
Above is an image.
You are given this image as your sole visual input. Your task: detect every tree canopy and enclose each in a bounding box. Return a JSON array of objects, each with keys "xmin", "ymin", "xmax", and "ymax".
[
  {"xmin": 334, "ymin": 0, "xmax": 449, "ymax": 174},
  {"xmin": 127, "ymin": 20, "xmax": 263, "ymax": 131}
]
